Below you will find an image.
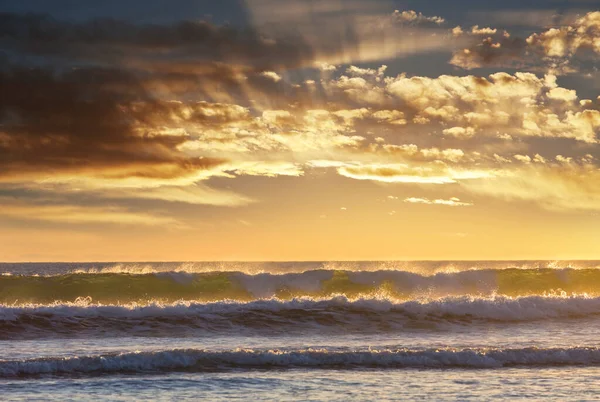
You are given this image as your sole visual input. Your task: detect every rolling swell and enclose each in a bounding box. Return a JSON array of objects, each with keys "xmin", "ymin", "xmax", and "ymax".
[
  {"xmin": 4, "ymin": 346, "xmax": 600, "ymax": 376},
  {"xmin": 3, "ymin": 295, "xmax": 600, "ymax": 339},
  {"xmin": 3, "ymin": 268, "xmax": 600, "ymax": 304}
]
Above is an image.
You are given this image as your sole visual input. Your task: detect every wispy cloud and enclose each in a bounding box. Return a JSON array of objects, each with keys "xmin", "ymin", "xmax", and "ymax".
[
  {"xmin": 0, "ymin": 201, "xmax": 184, "ymax": 227},
  {"xmin": 403, "ymin": 197, "xmax": 474, "ymax": 207}
]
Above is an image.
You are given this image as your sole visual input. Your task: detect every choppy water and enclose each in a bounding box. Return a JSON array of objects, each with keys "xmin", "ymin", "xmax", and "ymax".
[{"xmin": 2, "ymin": 261, "xmax": 600, "ymax": 401}]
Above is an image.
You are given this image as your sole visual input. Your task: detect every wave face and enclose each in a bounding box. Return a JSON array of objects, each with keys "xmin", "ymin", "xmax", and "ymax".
[
  {"xmin": 2, "ymin": 295, "xmax": 600, "ymax": 339},
  {"xmin": 2, "ymin": 268, "xmax": 600, "ymax": 304},
  {"xmin": 4, "ymin": 346, "xmax": 600, "ymax": 377}
]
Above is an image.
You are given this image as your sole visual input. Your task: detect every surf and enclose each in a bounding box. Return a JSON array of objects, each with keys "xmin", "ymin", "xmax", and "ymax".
[
  {"xmin": 3, "ymin": 268, "xmax": 600, "ymax": 304},
  {"xmin": 3, "ymin": 294, "xmax": 600, "ymax": 339},
  {"xmin": 4, "ymin": 346, "xmax": 600, "ymax": 377}
]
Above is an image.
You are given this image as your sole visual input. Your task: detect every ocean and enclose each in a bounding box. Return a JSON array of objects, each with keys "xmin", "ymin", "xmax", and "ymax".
[{"xmin": 2, "ymin": 261, "xmax": 600, "ymax": 401}]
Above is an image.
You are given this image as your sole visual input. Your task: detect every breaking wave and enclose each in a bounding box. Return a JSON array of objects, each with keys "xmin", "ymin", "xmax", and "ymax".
[
  {"xmin": 2, "ymin": 268, "xmax": 600, "ymax": 304},
  {"xmin": 4, "ymin": 346, "xmax": 600, "ymax": 376},
  {"xmin": 3, "ymin": 295, "xmax": 600, "ymax": 338},
  {"xmin": 3, "ymin": 260, "xmax": 598, "ymax": 276}
]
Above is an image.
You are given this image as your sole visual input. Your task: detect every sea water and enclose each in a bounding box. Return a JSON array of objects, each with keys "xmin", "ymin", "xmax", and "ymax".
[{"xmin": 2, "ymin": 261, "xmax": 600, "ymax": 401}]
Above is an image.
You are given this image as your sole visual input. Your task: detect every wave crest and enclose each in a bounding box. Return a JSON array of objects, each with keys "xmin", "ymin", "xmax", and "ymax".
[
  {"xmin": 2, "ymin": 295, "xmax": 600, "ymax": 338},
  {"xmin": 4, "ymin": 346, "xmax": 600, "ymax": 376},
  {"xmin": 2, "ymin": 268, "xmax": 600, "ymax": 304}
]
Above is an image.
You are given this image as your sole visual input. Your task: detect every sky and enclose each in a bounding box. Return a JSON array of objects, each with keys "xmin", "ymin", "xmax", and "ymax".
[{"xmin": 0, "ymin": 0, "xmax": 599, "ymax": 261}]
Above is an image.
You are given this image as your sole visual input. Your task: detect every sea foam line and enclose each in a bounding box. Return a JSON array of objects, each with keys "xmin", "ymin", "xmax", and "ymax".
[
  {"xmin": 3, "ymin": 347, "xmax": 600, "ymax": 376},
  {"xmin": 2, "ymin": 295, "xmax": 600, "ymax": 323}
]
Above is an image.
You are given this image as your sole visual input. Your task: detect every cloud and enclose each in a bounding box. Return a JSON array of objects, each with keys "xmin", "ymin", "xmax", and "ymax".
[
  {"xmin": 102, "ymin": 185, "xmax": 255, "ymax": 206},
  {"xmin": 0, "ymin": 67, "xmax": 230, "ymax": 183},
  {"xmin": 451, "ymin": 11, "xmax": 600, "ymax": 74},
  {"xmin": 0, "ymin": 66, "xmax": 298, "ymax": 212},
  {"xmin": 513, "ymin": 154, "xmax": 532, "ymax": 163},
  {"xmin": 220, "ymin": 161, "xmax": 304, "ymax": 177},
  {"xmin": 260, "ymin": 71, "xmax": 283, "ymax": 82},
  {"xmin": 0, "ymin": 4, "xmax": 448, "ymax": 79},
  {"xmin": 245, "ymin": 2, "xmax": 454, "ymax": 66},
  {"xmin": 0, "ymin": 200, "xmax": 183, "ymax": 227},
  {"xmin": 547, "ymin": 87, "xmax": 578, "ymax": 102},
  {"xmin": 442, "ymin": 127, "xmax": 476, "ymax": 138},
  {"xmin": 338, "ymin": 165, "xmax": 456, "ymax": 184},
  {"xmin": 323, "ymin": 68, "xmax": 598, "ymax": 147},
  {"xmin": 316, "ymin": 62, "xmax": 338, "ymax": 72},
  {"xmin": 471, "ymin": 26, "xmax": 498, "ymax": 35},
  {"xmin": 346, "ymin": 65, "xmax": 388, "ymax": 78},
  {"xmin": 1, "ymin": 5, "xmax": 599, "ymax": 222},
  {"xmin": 3, "ymin": 61, "xmax": 596, "ymax": 215},
  {"xmin": 0, "ymin": 13, "xmax": 315, "ymax": 71},
  {"xmin": 380, "ymin": 144, "xmax": 466, "ymax": 163},
  {"xmin": 463, "ymin": 163, "xmax": 600, "ymax": 212},
  {"xmin": 526, "ymin": 11, "xmax": 600, "ymax": 58},
  {"xmin": 383, "ymin": 72, "xmax": 600, "ymax": 143},
  {"xmin": 390, "ymin": 10, "xmax": 445, "ymax": 25},
  {"xmin": 334, "ymin": 162, "xmax": 493, "ymax": 184},
  {"xmin": 403, "ymin": 197, "xmax": 473, "ymax": 206}
]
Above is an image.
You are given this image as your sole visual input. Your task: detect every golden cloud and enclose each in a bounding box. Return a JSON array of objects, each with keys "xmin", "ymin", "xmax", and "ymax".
[
  {"xmin": 403, "ymin": 197, "xmax": 473, "ymax": 206},
  {"xmin": 463, "ymin": 163, "xmax": 600, "ymax": 212},
  {"xmin": 451, "ymin": 11, "xmax": 600, "ymax": 74}
]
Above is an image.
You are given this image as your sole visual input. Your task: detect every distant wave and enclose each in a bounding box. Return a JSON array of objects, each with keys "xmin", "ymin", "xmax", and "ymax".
[
  {"xmin": 3, "ymin": 295, "xmax": 600, "ymax": 338},
  {"xmin": 2, "ymin": 268, "xmax": 600, "ymax": 304},
  {"xmin": 3, "ymin": 260, "xmax": 598, "ymax": 277},
  {"xmin": 4, "ymin": 346, "xmax": 600, "ymax": 376}
]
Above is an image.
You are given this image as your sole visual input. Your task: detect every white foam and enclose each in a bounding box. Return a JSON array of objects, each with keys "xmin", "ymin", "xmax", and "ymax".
[
  {"xmin": 347, "ymin": 270, "xmax": 500, "ymax": 295},
  {"xmin": 2, "ymin": 295, "xmax": 600, "ymax": 323},
  {"xmin": 233, "ymin": 271, "xmax": 334, "ymax": 298},
  {"xmin": 3, "ymin": 346, "xmax": 600, "ymax": 376}
]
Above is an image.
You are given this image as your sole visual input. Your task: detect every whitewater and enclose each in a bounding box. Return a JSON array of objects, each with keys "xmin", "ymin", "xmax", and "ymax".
[{"xmin": 2, "ymin": 261, "xmax": 600, "ymax": 400}]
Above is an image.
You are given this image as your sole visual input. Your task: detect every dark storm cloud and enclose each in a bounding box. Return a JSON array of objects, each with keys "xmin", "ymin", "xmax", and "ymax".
[
  {"xmin": 450, "ymin": 35, "xmax": 529, "ymax": 70},
  {"xmin": 0, "ymin": 12, "xmax": 322, "ymax": 181},
  {"xmin": 0, "ymin": 65, "xmax": 225, "ymax": 180},
  {"xmin": 0, "ymin": 11, "xmax": 320, "ymax": 180},
  {"xmin": 0, "ymin": 12, "xmax": 315, "ymax": 70}
]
